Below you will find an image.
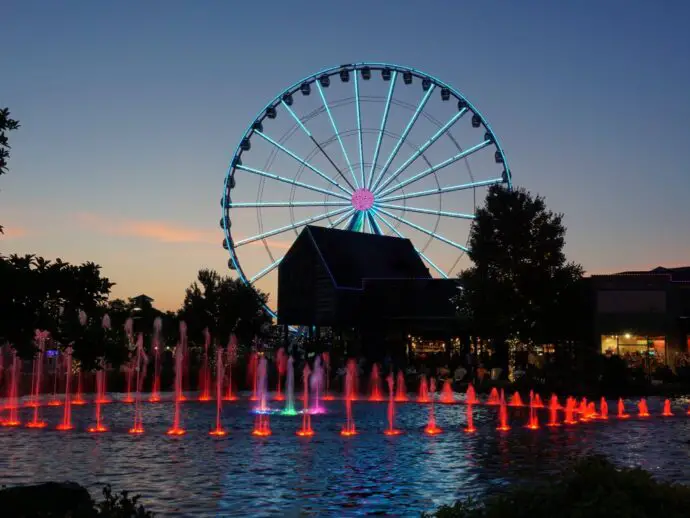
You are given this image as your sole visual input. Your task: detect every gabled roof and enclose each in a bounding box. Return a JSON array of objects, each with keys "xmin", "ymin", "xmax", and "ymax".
[
  {"xmin": 304, "ymin": 225, "xmax": 431, "ymax": 289},
  {"xmin": 129, "ymin": 294, "xmax": 154, "ymax": 302}
]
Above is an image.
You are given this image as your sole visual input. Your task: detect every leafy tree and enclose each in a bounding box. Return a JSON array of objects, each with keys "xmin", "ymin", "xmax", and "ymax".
[
  {"xmin": 455, "ymin": 185, "xmax": 584, "ymax": 373},
  {"xmin": 1, "ymin": 107, "xmax": 20, "ymax": 235},
  {"xmin": 0, "ymin": 254, "xmax": 115, "ymax": 359},
  {"xmin": 180, "ymin": 269, "xmax": 270, "ymax": 347}
]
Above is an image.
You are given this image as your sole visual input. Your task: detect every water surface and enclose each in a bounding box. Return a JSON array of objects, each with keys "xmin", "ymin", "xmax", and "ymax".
[{"xmin": 1, "ymin": 395, "xmax": 689, "ymax": 517}]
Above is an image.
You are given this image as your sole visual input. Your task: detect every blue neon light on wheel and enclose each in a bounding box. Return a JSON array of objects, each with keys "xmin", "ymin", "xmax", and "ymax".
[{"xmin": 220, "ymin": 62, "xmax": 512, "ymax": 319}]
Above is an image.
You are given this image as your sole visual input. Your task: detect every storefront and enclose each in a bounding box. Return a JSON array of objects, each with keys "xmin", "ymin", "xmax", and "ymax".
[{"xmin": 600, "ymin": 334, "xmax": 666, "ymax": 363}]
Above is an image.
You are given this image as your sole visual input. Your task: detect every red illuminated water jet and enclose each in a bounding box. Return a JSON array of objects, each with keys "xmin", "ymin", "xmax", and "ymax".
[
  {"xmin": 384, "ymin": 373, "xmax": 402, "ymax": 436},
  {"xmin": 56, "ymin": 348, "xmax": 74, "ymax": 431},
  {"xmin": 47, "ymin": 350, "xmax": 62, "ymax": 407},
  {"xmin": 584, "ymin": 402, "xmax": 598, "ymax": 421},
  {"xmin": 149, "ymin": 317, "xmax": 162, "ymax": 403},
  {"xmin": 564, "ymin": 397, "xmax": 578, "ymax": 425},
  {"xmin": 526, "ymin": 391, "xmax": 539, "ymax": 430},
  {"xmin": 487, "ymin": 387, "xmax": 500, "ymax": 405},
  {"xmin": 252, "ymin": 413, "xmax": 272, "ymax": 437},
  {"xmin": 424, "ymin": 378, "xmax": 442, "ymax": 435},
  {"xmin": 27, "ymin": 332, "xmax": 48, "ymax": 429},
  {"xmin": 465, "ymin": 384, "xmax": 477, "ymax": 405},
  {"xmin": 88, "ymin": 367, "xmax": 108, "ymax": 433},
  {"xmin": 617, "ymin": 398, "xmax": 630, "ymax": 419},
  {"xmin": 465, "ymin": 404, "xmax": 476, "ymax": 433},
  {"xmin": 209, "ymin": 347, "xmax": 227, "ymax": 437},
  {"xmin": 598, "ymin": 397, "xmax": 609, "ymax": 420},
  {"xmin": 369, "ymin": 364, "xmax": 383, "ymax": 402},
  {"xmin": 224, "ymin": 334, "xmax": 238, "ymax": 401},
  {"xmin": 128, "ymin": 334, "xmax": 147, "ymax": 435},
  {"xmin": 394, "ymin": 371, "xmax": 407, "ymax": 402},
  {"xmin": 417, "ymin": 374, "xmax": 430, "ymax": 403},
  {"xmin": 440, "ymin": 380, "xmax": 454, "ymax": 404},
  {"xmin": 166, "ymin": 341, "xmax": 186, "ymax": 436},
  {"xmin": 2, "ymin": 351, "xmax": 21, "ymax": 427},
  {"xmin": 322, "ymin": 352, "xmax": 334, "ymax": 401},
  {"xmin": 297, "ymin": 364, "xmax": 314, "ymax": 437},
  {"xmin": 496, "ymin": 389, "xmax": 510, "ymax": 431},
  {"xmin": 198, "ymin": 328, "xmax": 212, "ymax": 402},
  {"xmin": 509, "ymin": 392, "xmax": 523, "ymax": 407},
  {"xmin": 662, "ymin": 399, "xmax": 673, "ymax": 417},
  {"xmin": 546, "ymin": 394, "xmax": 560, "ymax": 427},
  {"xmin": 72, "ymin": 371, "xmax": 86, "ymax": 405},
  {"xmin": 274, "ymin": 348, "xmax": 287, "ymax": 401},
  {"xmin": 578, "ymin": 397, "xmax": 588, "ymax": 416},
  {"xmin": 533, "ymin": 393, "xmax": 544, "ymax": 408},
  {"xmin": 341, "ymin": 359, "xmax": 357, "ymax": 436},
  {"xmin": 638, "ymin": 399, "xmax": 650, "ymax": 417},
  {"xmin": 123, "ymin": 360, "xmax": 135, "ymax": 404}
]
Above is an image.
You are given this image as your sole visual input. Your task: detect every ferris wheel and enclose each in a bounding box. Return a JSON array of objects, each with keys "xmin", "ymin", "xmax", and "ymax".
[{"xmin": 221, "ymin": 62, "xmax": 512, "ymax": 318}]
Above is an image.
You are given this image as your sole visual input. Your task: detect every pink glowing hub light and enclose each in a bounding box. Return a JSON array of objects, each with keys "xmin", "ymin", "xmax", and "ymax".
[{"xmin": 351, "ymin": 188, "xmax": 375, "ymax": 211}]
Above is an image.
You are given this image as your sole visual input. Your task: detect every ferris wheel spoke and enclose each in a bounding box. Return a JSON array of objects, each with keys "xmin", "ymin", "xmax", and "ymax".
[
  {"xmin": 235, "ymin": 164, "xmax": 351, "ymax": 201},
  {"xmin": 255, "ymin": 131, "xmax": 352, "ymax": 196},
  {"xmin": 315, "ymin": 80, "xmax": 360, "ymax": 189},
  {"xmin": 228, "ymin": 200, "xmax": 350, "ymax": 208},
  {"xmin": 354, "ymin": 73, "xmax": 365, "ymax": 188},
  {"xmin": 330, "ymin": 208, "xmax": 356, "ymax": 229},
  {"xmin": 234, "ymin": 206, "xmax": 351, "ymax": 248},
  {"xmin": 374, "ymin": 108, "xmax": 467, "ymax": 195},
  {"xmin": 378, "ymin": 177, "xmax": 503, "ymax": 203},
  {"xmin": 370, "ymin": 85, "xmax": 436, "ymax": 192},
  {"xmin": 280, "ymin": 101, "xmax": 356, "ymax": 192},
  {"xmin": 371, "ymin": 210, "xmax": 448, "ymax": 278},
  {"xmin": 376, "ymin": 139, "xmax": 492, "ymax": 198},
  {"xmin": 376, "ymin": 207, "xmax": 468, "ymax": 253},
  {"xmin": 376, "ymin": 203, "xmax": 475, "ymax": 220},
  {"xmin": 367, "ymin": 71, "xmax": 397, "ymax": 190},
  {"xmin": 250, "ymin": 256, "xmax": 284, "ymax": 283}
]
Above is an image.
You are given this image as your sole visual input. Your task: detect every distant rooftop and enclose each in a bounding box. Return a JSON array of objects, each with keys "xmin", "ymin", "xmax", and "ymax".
[
  {"xmin": 129, "ymin": 294, "xmax": 154, "ymax": 302},
  {"xmin": 592, "ymin": 266, "xmax": 690, "ymax": 282}
]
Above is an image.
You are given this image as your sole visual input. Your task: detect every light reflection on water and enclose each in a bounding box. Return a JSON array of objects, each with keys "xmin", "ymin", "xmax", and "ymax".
[{"xmin": 1, "ymin": 396, "xmax": 690, "ymax": 517}]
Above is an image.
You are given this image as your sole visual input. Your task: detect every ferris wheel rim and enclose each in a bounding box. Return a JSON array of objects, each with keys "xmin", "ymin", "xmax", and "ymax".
[{"xmin": 221, "ymin": 62, "xmax": 513, "ymax": 320}]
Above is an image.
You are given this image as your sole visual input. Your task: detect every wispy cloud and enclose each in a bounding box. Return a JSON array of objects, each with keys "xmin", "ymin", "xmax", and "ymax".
[
  {"xmin": 1, "ymin": 226, "xmax": 28, "ymax": 239},
  {"xmin": 74, "ymin": 212, "xmax": 292, "ymax": 250}
]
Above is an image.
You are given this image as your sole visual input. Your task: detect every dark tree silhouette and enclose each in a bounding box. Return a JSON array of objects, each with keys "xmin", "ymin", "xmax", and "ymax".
[
  {"xmin": 1, "ymin": 108, "xmax": 20, "ymax": 235},
  {"xmin": 180, "ymin": 269, "xmax": 271, "ymax": 348},
  {"xmin": 0, "ymin": 254, "xmax": 115, "ymax": 360},
  {"xmin": 455, "ymin": 184, "xmax": 584, "ymax": 373}
]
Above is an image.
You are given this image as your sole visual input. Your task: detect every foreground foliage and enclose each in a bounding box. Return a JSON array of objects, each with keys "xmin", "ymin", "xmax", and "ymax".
[
  {"xmin": 0, "ymin": 482, "xmax": 154, "ymax": 517},
  {"xmin": 423, "ymin": 456, "xmax": 690, "ymax": 518}
]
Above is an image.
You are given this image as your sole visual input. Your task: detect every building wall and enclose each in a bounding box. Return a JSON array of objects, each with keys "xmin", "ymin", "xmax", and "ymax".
[{"xmin": 591, "ymin": 274, "xmax": 688, "ymax": 363}]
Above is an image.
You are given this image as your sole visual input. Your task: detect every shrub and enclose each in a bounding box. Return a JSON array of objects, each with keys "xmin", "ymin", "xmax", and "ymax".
[
  {"xmin": 0, "ymin": 482, "xmax": 154, "ymax": 517},
  {"xmin": 423, "ymin": 456, "xmax": 690, "ymax": 518},
  {"xmin": 97, "ymin": 485, "xmax": 154, "ymax": 517}
]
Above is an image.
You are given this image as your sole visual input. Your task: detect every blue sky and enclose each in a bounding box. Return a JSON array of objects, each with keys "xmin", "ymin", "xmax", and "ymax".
[{"xmin": 2, "ymin": 0, "xmax": 689, "ymax": 310}]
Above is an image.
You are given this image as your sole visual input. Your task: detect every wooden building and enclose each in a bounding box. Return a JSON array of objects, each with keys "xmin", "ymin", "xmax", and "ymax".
[{"xmin": 277, "ymin": 226, "xmax": 460, "ymax": 358}]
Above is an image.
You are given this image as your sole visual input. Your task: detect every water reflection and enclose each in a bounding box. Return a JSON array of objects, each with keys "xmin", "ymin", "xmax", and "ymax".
[{"xmin": 0, "ymin": 397, "xmax": 689, "ymax": 516}]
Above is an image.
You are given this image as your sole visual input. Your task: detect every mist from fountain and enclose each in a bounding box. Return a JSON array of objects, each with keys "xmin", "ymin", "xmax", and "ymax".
[
  {"xmin": 310, "ymin": 356, "xmax": 325, "ymax": 413},
  {"xmin": 149, "ymin": 317, "xmax": 162, "ymax": 402}
]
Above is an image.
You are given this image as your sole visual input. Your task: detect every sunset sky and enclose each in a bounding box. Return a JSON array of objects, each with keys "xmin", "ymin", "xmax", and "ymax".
[{"xmin": 2, "ymin": 1, "xmax": 689, "ymax": 312}]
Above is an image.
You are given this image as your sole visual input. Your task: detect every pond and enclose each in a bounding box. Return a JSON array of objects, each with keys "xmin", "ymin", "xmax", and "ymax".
[{"xmin": 1, "ymin": 395, "xmax": 690, "ymax": 517}]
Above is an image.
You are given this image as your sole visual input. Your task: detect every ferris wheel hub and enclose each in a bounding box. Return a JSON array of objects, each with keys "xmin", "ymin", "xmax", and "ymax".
[{"xmin": 351, "ymin": 188, "xmax": 375, "ymax": 211}]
